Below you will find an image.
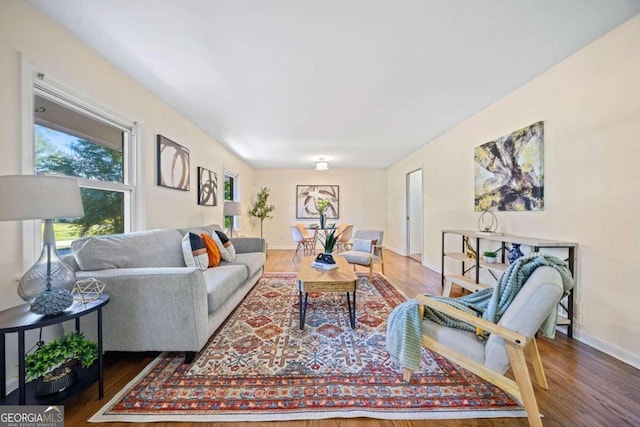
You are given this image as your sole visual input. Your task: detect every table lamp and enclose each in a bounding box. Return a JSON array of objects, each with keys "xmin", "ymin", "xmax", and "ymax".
[
  {"xmin": 223, "ymin": 201, "xmax": 242, "ymax": 237},
  {"xmin": 0, "ymin": 175, "xmax": 84, "ymax": 315}
]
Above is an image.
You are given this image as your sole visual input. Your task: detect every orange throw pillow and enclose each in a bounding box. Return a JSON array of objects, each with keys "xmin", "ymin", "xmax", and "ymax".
[{"xmin": 201, "ymin": 233, "xmax": 221, "ymax": 267}]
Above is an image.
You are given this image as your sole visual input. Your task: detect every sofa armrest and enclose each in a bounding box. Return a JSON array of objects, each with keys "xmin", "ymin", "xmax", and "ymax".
[
  {"xmin": 231, "ymin": 237, "xmax": 266, "ymax": 254},
  {"xmin": 74, "ymin": 267, "xmax": 210, "ymax": 352}
]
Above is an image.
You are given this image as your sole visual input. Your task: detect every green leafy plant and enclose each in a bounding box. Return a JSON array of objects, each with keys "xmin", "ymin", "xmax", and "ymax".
[
  {"xmin": 248, "ymin": 187, "xmax": 275, "ymax": 238},
  {"xmin": 483, "ymin": 250, "xmax": 498, "ymax": 257},
  {"xmin": 323, "ymin": 228, "xmax": 342, "ymax": 253},
  {"xmin": 25, "ymin": 332, "xmax": 99, "ymax": 382},
  {"xmin": 315, "ymin": 198, "xmax": 331, "ymax": 215}
]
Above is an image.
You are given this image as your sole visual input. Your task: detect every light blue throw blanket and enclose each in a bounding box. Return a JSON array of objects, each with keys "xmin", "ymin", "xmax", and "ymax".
[{"xmin": 386, "ymin": 254, "xmax": 574, "ymax": 371}]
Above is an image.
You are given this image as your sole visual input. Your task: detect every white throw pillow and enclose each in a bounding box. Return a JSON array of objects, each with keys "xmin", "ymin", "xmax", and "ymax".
[
  {"xmin": 210, "ymin": 230, "xmax": 236, "ymax": 262},
  {"xmin": 352, "ymin": 238, "xmax": 373, "ymax": 253},
  {"xmin": 182, "ymin": 232, "xmax": 209, "ymax": 271}
]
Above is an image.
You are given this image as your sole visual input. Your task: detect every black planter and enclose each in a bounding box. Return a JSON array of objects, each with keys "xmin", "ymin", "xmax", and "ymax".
[{"xmin": 35, "ymin": 366, "xmax": 77, "ymax": 396}]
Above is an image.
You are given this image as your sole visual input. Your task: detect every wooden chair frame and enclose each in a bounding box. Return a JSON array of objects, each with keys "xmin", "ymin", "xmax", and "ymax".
[
  {"xmin": 403, "ymin": 295, "xmax": 548, "ymax": 427},
  {"xmin": 349, "ymin": 243, "xmax": 385, "ymax": 280}
]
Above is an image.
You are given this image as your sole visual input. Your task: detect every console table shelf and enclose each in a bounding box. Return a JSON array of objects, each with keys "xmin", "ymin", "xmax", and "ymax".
[
  {"xmin": 0, "ymin": 294, "xmax": 109, "ymax": 405},
  {"xmin": 441, "ymin": 230, "xmax": 577, "ymax": 337}
]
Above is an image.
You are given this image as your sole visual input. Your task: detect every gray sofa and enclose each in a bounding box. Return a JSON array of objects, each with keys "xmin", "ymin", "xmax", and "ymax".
[{"xmin": 63, "ymin": 224, "xmax": 266, "ymax": 357}]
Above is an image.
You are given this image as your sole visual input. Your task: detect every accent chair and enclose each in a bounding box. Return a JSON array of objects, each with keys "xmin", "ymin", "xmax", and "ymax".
[
  {"xmin": 340, "ymin": 229, "xmax": 384, "ymax": 280},
  {"xmin": 403, "ymin": 266, "xmax": 564, "ymax": 427}
]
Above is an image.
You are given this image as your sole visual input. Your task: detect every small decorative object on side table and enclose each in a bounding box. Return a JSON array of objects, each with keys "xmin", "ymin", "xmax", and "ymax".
[
  {"xmin": 72, "ymin": 278, "xmax": 106, "ymax": 303},
  {"xmin": 477, "ymin": 209, "xmax": 503, "ymax": 236},
  {"xmin": 508, "ymin": 243, "xmax": 525, "ymax": 264},
  {"xmin": 483, "ymin": 251, "xmax": 498, "ymax": 264}
]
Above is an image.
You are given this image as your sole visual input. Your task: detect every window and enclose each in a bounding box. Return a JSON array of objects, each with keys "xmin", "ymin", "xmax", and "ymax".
[
  {"xmin": 30, "ymin": 77, "xmax": 136, "ymax": 250},
  {"xmin": 224, "ymin": 171, "xmax": 238, "ymax": 231}
]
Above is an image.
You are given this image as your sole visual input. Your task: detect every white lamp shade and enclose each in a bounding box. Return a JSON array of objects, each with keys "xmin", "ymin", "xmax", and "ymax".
[
  {"xmin": 0, "ymin": 175, "xmax": 85, "ymax": 221},
  {"xmin": 223, "ymin": 201, "xmax": 242, "ymax": 216}
]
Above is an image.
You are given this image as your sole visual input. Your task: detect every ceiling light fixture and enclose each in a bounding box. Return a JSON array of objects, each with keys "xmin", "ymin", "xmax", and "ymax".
[{"xmin": 315, "ymin": 159, "xmax": 329, "ymax": 170}]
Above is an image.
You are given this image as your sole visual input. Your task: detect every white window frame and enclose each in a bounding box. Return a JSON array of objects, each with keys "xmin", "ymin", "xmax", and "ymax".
[
  {"xmin": 224, "ymin": 168, "xmax": 240, "ymax": 231},
  {"xmin": 21, "ymin": 62, "xmax": 138, "ymax": 268}
]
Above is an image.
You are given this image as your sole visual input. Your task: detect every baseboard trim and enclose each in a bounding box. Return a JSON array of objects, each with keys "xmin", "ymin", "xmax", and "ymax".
[{"xmin": 573, "ymin": 327, "xmax": 640, "ymax": 370}]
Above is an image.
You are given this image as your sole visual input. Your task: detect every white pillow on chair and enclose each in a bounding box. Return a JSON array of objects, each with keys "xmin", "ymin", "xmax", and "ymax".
[{"xmin": 352, "ymin": 238, "xmax": 373, "ymax": 252}]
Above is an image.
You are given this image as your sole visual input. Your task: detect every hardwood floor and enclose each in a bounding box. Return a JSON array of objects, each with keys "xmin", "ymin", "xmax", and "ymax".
[{"xmin": 63, "ymin": 249, "xmax": 640, "ymax": 427}]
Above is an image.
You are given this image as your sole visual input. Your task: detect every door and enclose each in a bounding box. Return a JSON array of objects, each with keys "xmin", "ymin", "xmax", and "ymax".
[{"xmin": 406, "ymin": 169, "xmax": 423, "ymax": 262}]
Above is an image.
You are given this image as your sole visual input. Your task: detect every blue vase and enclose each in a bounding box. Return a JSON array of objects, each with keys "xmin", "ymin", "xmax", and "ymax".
[{"xmin": 508, "ymin": 244, "xmax": 524, "ymax": 264}]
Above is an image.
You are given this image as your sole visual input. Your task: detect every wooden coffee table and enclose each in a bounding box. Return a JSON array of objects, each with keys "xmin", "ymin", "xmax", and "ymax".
[{"xmin": 296, "ymin": 255, "xmax": 358, "ymax": 329}]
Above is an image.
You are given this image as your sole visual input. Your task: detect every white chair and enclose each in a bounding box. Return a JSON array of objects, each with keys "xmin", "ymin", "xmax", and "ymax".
[
  {"xmin": 291, "ymin": 226, "xmax": 313, "ymax": 259},
  {"xmin": 340, "ymin": 230, "xmax": 384, "ymax": 280},
  {"xmin": 403, "ymin": 266, "xmax": 564, "ymax": 427}
]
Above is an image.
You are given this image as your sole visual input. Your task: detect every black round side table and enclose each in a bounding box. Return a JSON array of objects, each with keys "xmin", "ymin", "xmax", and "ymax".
[{"xmin": 0, "ymin": 294, "xmax": 109, "ymax": 405}]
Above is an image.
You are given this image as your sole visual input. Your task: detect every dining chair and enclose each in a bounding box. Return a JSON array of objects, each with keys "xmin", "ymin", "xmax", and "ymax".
[
  {"xmin": 291, "ymin": 226, "xmax": 314, "ymax": 259},
  {"xmin": 296, "ymin": 223, "xmax": 316, "ymax": 252},
  {"xmin": 335, "ymin": 224, "xmax": 353, "ymax": 253}
]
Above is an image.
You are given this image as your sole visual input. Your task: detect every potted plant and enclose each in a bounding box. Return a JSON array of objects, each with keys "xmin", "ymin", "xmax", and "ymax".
[
  {"xmin": 323, "ymin": 228, "xmax": 341, "ymax": 254},
  {"xmin": 248, "ymin": 187, "xmax": 275, "ymax": 238},
  {"xmin": 25, "ymin": 331, "xmax": 99, "ymax": 396},
  {"xmin": 315, "ymin": 198, "xmax": 331, "ymax": 229},
  {"xmin": 483, "ymin": 250, "xmax": 498, "ymax": 264}
]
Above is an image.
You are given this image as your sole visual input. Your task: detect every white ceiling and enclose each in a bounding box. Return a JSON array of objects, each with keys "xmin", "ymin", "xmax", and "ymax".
[{"xmin": 29, "ymin": 1, "xmax": 640, "ymax": 169}]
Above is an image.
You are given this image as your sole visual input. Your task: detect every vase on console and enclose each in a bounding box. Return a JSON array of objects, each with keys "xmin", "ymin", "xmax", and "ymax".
[
  {"xmin": 508, "ymin": 244, "xmax": 524, "ymax": 264},
  {"xmin": 319, "ymin": 213, "xmax": 326, "ymax": 229}
]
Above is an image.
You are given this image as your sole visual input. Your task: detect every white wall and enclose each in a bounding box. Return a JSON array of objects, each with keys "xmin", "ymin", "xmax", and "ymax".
[
  {"xmin": 252, "ymin": 169, "xmax": 387, "ymax": 247},
  {"xmin": 0, "ymin": 1, "xmax": 255, "ymax": 387},
  {"xmin": 388, "ymin": 15, "xmax": 640, "ymax": 368}
]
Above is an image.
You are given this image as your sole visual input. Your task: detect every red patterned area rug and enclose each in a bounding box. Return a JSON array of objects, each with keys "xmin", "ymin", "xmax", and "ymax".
[{"xmin": 90, "ymin": 272, "xmax": 525, "ymax": 423}]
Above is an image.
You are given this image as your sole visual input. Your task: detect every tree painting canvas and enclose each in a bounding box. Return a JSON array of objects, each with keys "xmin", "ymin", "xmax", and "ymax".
[
  {"xmin": 474, "ymin": 121, "xmax": 544, "ymax": 211},
  {"xmin": 157, "ymin": 135, "xmax": 190, "ymax": 191}
]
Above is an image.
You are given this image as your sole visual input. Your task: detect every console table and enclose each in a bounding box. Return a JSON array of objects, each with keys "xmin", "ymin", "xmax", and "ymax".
[
  {"xmin": 0, "ymin": 294, "xmax": 109, "ymax": 405},
  {"xmin": 441, "ymin": 230, "xmax": 578, "ymax": 337}
]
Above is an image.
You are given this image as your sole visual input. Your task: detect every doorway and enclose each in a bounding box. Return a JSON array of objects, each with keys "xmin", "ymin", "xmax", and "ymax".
[{"xmin": 406, "ymin": 169, "xmax": 423, "ymax": 263}]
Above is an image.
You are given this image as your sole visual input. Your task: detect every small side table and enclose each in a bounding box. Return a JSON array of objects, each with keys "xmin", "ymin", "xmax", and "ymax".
[{"xmin": 0, "ymin": 294, "xmax": 109, "ymax": 405}]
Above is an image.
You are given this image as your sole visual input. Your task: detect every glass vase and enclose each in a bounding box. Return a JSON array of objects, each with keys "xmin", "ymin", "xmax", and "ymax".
[{"xmin": 18, "ymin": 219, "xmax": 76, "ymax": 315}]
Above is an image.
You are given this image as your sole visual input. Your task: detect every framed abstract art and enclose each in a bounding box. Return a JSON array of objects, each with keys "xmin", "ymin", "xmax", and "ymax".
[
  {"xmin": 296, "ymin": 185, "xmax": 339, "ymax": 219},
  {"xmin": 197, "ymin": 167, "xmax": 218, "ymax": 206},
  {"xmin": 474, "ymin": 121, "xmax": 544, "ymax": 211},
  {"xmin": 157, "ymin": 135, "xmax": 190, "ymax": 191}
]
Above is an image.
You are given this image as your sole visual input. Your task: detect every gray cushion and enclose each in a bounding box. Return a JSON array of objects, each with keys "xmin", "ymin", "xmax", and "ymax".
[
  {"xmin": 176, "ymin": 224, "xmax": 221, "ymax": 237},
  {"xmin": 352, "ymin": 238, "xmax": 372, "ymax": 252},
  {"xmin": 202, "ymin": 265, "xmax": 248, "ymax": 313},
  {"xmin": 232, "ymin": 237, "xmax": 266, "ymax": 254},
  {"xmin": 353, "ymin": 230, "xmax": 384, "ymax": 245},
  {"xmin": 341, "ymin": 250, "xmax": 372, "ymax": 266},
  {"xmin": 72, "ymin": 228, "xmax": 184, "ymax": 270},
  {"xmin": 221, "ymin": 252, "xmax": 266, "ymax": 278},
  {"xmin": 484, "ymin": 267, "xmax": 563, "ymax": 373},
  {"xmin": 422, "ymin": 319, "xmax": 486, "ymax": 364}
]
